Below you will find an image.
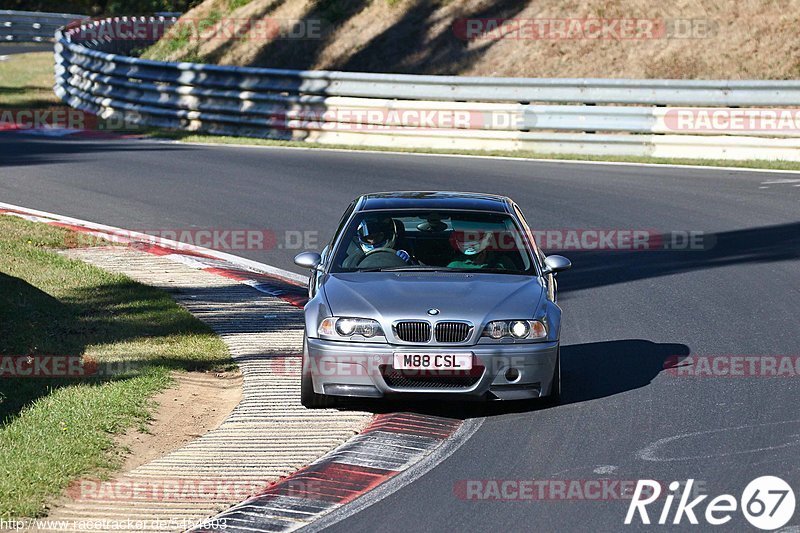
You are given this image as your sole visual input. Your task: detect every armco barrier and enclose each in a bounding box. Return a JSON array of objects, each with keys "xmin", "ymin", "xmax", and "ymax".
[
  {"xmin": 1, "ymin": 10, "xmax": 84, "ymax": 42},
  {"xmin": 48, "ymin": 16, "xmax": 800, "ymax": 160}
]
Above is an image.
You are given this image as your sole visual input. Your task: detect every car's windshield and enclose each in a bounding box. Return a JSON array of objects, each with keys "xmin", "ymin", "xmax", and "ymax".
[{"xmin": 331, "ymin": 210, "xmax": 535, "ymax": 274}]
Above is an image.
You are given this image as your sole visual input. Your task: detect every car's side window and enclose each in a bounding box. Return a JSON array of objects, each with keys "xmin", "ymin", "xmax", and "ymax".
[
  {"xmin": 322, "ymin": 201, "xmax": 358, "ymax": 275},
  {"xmin": 514, "ymin": 206, "xmax": 556, "ymax": 299},
  {"xmin": 331, "ymin": 201, "xmax": 357, "ymax": 248}
]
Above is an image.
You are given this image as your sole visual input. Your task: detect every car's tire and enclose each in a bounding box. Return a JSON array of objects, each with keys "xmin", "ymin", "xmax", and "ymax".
[
  {"xmin": 542, "ymin": 350, "xmax": 561, "ymax": 406},
  {"xmin": 300, "ymin": 340, "xmax": 337, "ymax": 409}
]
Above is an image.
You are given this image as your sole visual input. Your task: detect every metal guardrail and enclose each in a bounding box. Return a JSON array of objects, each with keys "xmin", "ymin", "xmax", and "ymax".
[
  {"xmin": 48, "ymin": 16, "xmax": 800, "ymax": 160},
  {"xmin": 1, "ymin": 10, "xmax": 84, "ymax": 43}
]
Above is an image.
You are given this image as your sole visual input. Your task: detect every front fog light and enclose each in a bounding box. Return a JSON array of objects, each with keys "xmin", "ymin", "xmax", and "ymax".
[{"xmin": 509, "ymin": 320, "xmax": 530, "ymax": 339}]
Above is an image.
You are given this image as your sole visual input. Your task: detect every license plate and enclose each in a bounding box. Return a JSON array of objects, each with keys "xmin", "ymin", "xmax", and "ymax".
[{"xmin": 393, "ymin": 353, "xmax": 472, "ymax": 370}]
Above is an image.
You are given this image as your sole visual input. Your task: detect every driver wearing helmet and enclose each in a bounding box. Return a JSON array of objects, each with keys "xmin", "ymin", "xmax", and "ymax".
[
  {"xmin": 343, "ymin": 216, "xmax": 413, "ymax": 268},
  {"xmin": 447, "ymin": 229, "xmax": 516, "ymax": 270}
]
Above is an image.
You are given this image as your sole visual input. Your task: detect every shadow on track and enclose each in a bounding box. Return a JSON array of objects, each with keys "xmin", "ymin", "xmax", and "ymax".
[
  {"xmin": 338, "ymin": 339, "xmax": 690, "ymax": 419},
  {"xmin": 555, "ymin": 222, "xmax": 800, "ymax": 295},
  {"xmin": 0, "ymin": 134, "xmax": 190, "ymax": 168}
]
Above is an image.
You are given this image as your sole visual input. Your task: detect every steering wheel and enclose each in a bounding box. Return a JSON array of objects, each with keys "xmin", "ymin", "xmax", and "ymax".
[{"xmin": 356, "ymin": 247, "xmax": 409, "ymax": 268}]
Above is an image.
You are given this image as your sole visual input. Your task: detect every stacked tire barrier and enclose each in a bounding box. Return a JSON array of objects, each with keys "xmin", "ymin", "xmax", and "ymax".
[
  {"xmin": 1, "ymin": 10, "xmax": 84, "ymax": 42},
  {"xmin": 52, "ymin": 16, "xmax": 800, "ymax": 160}
]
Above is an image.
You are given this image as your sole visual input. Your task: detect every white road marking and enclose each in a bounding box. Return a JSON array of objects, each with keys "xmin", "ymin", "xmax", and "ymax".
[
  {"xmin": 0, "ymin": 201, "xmax": 307, "ymax": 284},
  {"xmin": 761, "ymin": 178, "xmax": 800, "ymax": 185},
  {"xmin": 593, "ymin": 465, "xmax": 618, "ymax": 474},
  {"xmin": 637, "ymin": 419, "xmax": 800, "ymax": 462}
]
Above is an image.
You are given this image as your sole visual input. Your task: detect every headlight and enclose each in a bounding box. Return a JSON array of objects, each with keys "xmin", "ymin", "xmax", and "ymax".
[
  {"xmin": 318, "ymin": 317, "xmax": 383, "ymax": 338},
  {"xmin": 509, "ymin": 320, "xmax": 530, "ymax": 339},
  {"xmin": 482, "ymin": 320, "xmax": 547, "ymax": 340}
]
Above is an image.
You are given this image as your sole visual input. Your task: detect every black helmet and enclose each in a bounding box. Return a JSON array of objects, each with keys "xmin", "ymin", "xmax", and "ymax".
[{"xmin": 356, "ymin": 217, "xmax": 396, "ymax": 253}]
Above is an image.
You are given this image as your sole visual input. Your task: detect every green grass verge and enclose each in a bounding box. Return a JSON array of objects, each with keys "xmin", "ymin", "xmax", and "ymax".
[
  {"xmin": 0, "ymin": 216, "xmax": 232, "ymax": 518},
  {"xmin": 0, "ymin": 52, "xmax": 60, "ymax": 110},
  {"xmin": 4, "ymin": 52, "xmax": 800, "ymax": 172}
]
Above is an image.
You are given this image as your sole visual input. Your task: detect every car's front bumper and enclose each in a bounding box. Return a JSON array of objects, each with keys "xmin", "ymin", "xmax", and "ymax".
[{"xmin": 305, "ymin": 337, "xmax": 559, "ymax": 400}]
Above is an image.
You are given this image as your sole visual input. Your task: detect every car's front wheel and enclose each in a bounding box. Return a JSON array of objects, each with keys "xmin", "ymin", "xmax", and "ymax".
[
  {"xmin": 300, "ymin": 339, "xmax": 337, "ymax": 409},
  {"xmin": 542, "ymin": 349, "xmax": 561, "ymax": 406}
]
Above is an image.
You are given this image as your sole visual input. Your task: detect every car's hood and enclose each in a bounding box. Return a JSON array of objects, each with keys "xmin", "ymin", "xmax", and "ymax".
[{"xmin": 322, "ymin": 272, "xmax": 545, "ymax": 324}]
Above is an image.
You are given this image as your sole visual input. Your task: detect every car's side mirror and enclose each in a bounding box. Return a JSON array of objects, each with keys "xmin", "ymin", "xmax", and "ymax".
[
  {"xmin": 294, "ymin": 251, "xmax": 322, "ymax": 270},
  {"xmin": 542, "ymin": 255, "xmax": 572, "ymax": 275}
]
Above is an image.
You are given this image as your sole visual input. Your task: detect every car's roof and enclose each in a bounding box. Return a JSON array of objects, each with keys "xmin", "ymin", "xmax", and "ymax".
[{"xmin": 357, "ymin": 192, "xmax": 512, "ymax": 213}]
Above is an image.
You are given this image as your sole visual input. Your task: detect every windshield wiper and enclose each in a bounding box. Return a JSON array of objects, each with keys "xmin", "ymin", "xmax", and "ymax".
[
  {"xmin": 445, "ymin": 267, "xmax": 526, "ymax": 274},
  {"xmin": 356, "ymin": 266, "xmax": 445, "ymax": 272},
  {"xmin": 355, "ymin": 266, "xmax": 526, "ymax": 274}
]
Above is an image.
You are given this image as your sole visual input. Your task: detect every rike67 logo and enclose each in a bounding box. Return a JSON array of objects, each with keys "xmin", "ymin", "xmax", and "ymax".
[{"xmin": 625, "ymin": 477, "xmax": 796, "ymax": 530}]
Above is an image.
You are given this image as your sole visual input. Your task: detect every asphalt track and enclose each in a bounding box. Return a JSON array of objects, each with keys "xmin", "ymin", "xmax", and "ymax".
[{"xmin": 1, "ymin": 133, "xmax": 799, "ymax": 531}]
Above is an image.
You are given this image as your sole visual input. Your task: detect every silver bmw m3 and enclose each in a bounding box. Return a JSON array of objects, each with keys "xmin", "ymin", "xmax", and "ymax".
[{"xmin": 294, "ymin": 192, "xmax": 571, "ymax": 408}]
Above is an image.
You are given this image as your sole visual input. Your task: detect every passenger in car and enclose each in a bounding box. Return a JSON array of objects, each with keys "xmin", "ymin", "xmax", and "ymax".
[{"xmin": 447, "ymin": 231, "xmax": 516, "ymax": 270}]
